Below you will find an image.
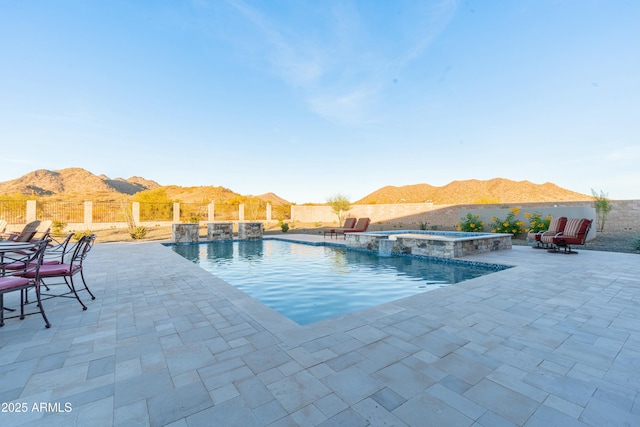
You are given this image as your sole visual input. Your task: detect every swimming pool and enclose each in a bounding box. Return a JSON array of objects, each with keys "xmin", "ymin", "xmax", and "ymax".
[{"xmin": 171, "ymin": 239, "xmax": 508, "ymax": 325}]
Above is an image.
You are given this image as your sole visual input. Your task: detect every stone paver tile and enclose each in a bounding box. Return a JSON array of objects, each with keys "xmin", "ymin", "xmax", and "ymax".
[
  {"xmin": 209, "ymin": 383, "xmax": 239, "ymax": 405},
  {"xmin": 242, "ymin": 345, "xmax": 292, "ymax": 374},
  {"xmin": 113, "ymin": 399, "xmax": 150, "ymax": 426},
  {"xmin": 353, "ymin": 397, "xmax": 409, "ymax": 427},
  {"xmin": 267, "ymin": 370, "xmax": 331, "ymax": 413},
  {"xmin": 253, "ymin": 399, "xmax": 288, "ymax": 426},
  {"xmin": 185, "ymin": 396, "xmax": 260, "ymax": 426},
  {"xmin": 524, "ymin": 404, "xmax": 590, "ymax": 427},
  {"xmin": 317, "ymin": 408, "xmax": 369, "ymax": 427},
  {"xmin": 427, "ymin": 383, "xmax": 486, "ymax": 420},
  {"xmin": 580, "ymin": 394, "xmax": 640, "ymax": 427},
  {"xmin": 147, "ymin": 381, "xmax": 212, "ymax": 426},
  {"xmin": 314, "ymin": 393, "xmax": 349, "ymax": 418},
  {"xmin": 370, "ymin": 386, "xmax": 407, "ymax": 411},
  {"xmin": 524, "ymin": 369, "xmax": 596, "ymax": 407},
  {"xmin": 432, "ymin": 352, "xmax": 493, "ymax": 385},
  {"xmin": 323, "ymin": 365, "xmax": 382, "ymax": 405},
  {"xmin": 372, "ymin": 361, "xmax": 435, "ymax": 399},
  {"xmin": 236, "ymin": 376, "xmax": 275, "ymax": 409},
  {"xmin": 113, "ymin": 369, "xmax": 174, "ymax": 408},
  {"xmin": 290, "ymin": 403, "xmax": 326, "ymax": 426},
  {"xmin": 76, "ymin": 396, "xmax": 114, "ymax": 427},
  {"xmin": 464, "ymin": 379, "xmax": 539, "ymax": 426},
  {"xmin": 393, "ymin": 392, "xmax": 474, "ymax": 427}
]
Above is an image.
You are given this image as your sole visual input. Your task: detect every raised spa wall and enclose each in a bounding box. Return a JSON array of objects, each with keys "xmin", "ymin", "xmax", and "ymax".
[{"xmin": 345, "ymin": 232, "xmax": 512, "ymax": 258}]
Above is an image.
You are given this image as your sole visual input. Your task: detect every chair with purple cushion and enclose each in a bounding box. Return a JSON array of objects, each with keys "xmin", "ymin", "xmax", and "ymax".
[
  {"xmin": 0, "ymin": 239, "xmax": 51, "ymax": 328},
  {"xmin": 24, "ymin": 234, "xmax": 97, "ymax": 310}
]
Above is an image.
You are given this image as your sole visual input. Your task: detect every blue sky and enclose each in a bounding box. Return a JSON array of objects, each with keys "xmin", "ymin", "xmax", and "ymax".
[{"xmin": 1, "ymin": 0, "xmax": 638, "ymax": 203}]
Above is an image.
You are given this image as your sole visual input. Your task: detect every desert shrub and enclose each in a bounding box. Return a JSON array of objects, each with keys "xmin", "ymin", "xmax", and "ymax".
[
  {"xmin": 130, "ymin": 226, "xmax": 148, "ymax": 240},
  {"xmin": 280, "ymin": 223, "xmax": 289, "ymax": 232},
  {"xmin": 73, "ymin": 230, "xmax": 93, "ymax": 241},
  {"xmin": 523, "ymin": 212, "xmax": 551, "ymax": 233},
  {"xmin": 490, "ymin": 208, "xmax": 525, "ymax": 236},
  {"xmin": 456, "ymin": 213, "xmax": 484, "ymax": 232},
  {"xmin": 51, "ymin": 220, "xmax": 67, "ymax": 236}
]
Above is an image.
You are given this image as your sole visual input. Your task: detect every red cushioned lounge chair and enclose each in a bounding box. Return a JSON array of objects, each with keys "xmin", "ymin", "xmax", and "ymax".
[
  {"xmin": 339, "ymin": 217, "xmax": 371, "ymax": 239},
  {"xmin": 528, "ymin": 216, "xmax": 567, "ymax": 249},
  {"xmin": 324, "ymin": 217, "xmax": 357, "ymax": 239},
  {"xmin": 549, "ymin": 218, "xmax": 593, "ymax": 254}
]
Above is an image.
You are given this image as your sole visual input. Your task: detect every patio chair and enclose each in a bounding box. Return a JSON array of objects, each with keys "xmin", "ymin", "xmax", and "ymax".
[
  {"xmin": 0, "ymin": 219, "xmax": 7, "ymax": 235},
  {"xmin": 533, "ymin": 216, "xmax": 568, "ymax": 249},
  {"xmin": 549, "ymin": 218, "xmax": 593, "ymax": 254},
  {"xmin": 338, "ymin": 217, "xmax": 371, "ymax": 238},
  {"xmin": 32, "ymin": 220, "xmax": 53, "ymax": 241},
  {"xmin": 0, "ymin": 239, "xmax": 51, "ymax": 328},
  {"xmin": 24, "ymin": 234, "xmax": 97, "ymax": 310},
  {"xmin": 6, "ymin": 220, "xmax": 41, "ymax": 242},
  {"xmin": 324, "ymin": 217, "xmax": 357, "ymax": 238}
]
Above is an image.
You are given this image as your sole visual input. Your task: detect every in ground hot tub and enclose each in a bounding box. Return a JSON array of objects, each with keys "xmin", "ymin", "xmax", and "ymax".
[{"xmin": 345, "ymin": 230, "xmax": 512, "ymax": 258}]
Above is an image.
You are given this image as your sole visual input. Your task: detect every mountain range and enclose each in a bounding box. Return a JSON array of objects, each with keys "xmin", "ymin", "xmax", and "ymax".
[{"xmin": 0, "ymin": 168, "xmax": 591, "ymax": 205}]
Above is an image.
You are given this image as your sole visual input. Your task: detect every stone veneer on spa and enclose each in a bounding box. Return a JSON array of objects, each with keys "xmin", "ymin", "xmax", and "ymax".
[{"xmin": 345, "ymin": 230, "xmax": 512, "ymax": 258}]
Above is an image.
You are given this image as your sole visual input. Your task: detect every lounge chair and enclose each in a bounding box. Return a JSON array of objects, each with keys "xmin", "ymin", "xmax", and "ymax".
[
  {"xmin": 324, "ymin": 218, "xmax": 357, "ymax": 238},
  {"xmin": 529, "ymin": 216, "xmax": 567, "ymax": 249},
  {"xmin": 338, "ymin": 217, "xmax": 370, "ymax": 238},
  {"xmin": 6, "ymin": 220, "xmax": 41, "ymax": 242},
  {"xmin": 32, "ymin": 220, "xmax": 52, "ymax": 241},
  {"xmin": 549, "ymin": 218, "xmax": 593, "ymax": 254},
  {"xmin": 0, "ymin": 220, "xmax": 7, "ymax": 235}
]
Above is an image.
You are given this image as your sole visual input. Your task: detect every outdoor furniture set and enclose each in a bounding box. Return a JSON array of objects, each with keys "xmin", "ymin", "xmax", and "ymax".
[
  {"xmin": 0, "ymin": 222, "xmax": 97, "ymax": 328},
  {"xmin": 324, "ymin": 217, "xmax": 371, "ymax": 239},
  {"xmin": 527, "ymin": 216, "xmax": 593, "ymax": 254}
]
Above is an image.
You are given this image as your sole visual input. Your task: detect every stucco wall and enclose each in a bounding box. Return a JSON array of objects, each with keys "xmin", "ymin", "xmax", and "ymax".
[{"xmin": 291, "ymin": 200, "xmax": 639, "ymax": 233}]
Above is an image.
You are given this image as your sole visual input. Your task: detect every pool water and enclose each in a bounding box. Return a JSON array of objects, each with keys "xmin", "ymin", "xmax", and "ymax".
[{"xmin": 171, "ymin": 240, "xmax": 504, "ymax": 325}]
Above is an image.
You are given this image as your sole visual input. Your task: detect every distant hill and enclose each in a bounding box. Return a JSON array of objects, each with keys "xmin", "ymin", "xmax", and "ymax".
[
  {"xmin": 0, "ymin": 168, "xmax": 160, "ymax": 198},
  {"xmin": 356, "ymin": 178, "xmax": 591, "ymax": 204},
  {"xmin": 0, "ymin": 168, "xmax": 291, "ymax": 205},
  {"xmin": 0, "ymin": 169, "xmax": 592, "ymax": 205}
]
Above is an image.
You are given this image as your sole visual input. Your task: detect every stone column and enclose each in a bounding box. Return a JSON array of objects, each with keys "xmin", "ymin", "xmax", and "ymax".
[
  {"xmin": 266, "ymin": 203, "xmax": 272, "ymax": 221},
  {"xmin": 26, "ymin": 200, "xmax": 37, "ymax": 222},
  {"xmin": 173, "ymin": 203, "xmax": 181, "ymax": 223},
  {"xmin": 238, "ymin": 222, "xmax": 263, "ymax": 239},
  {"xmin": 172, "ymin": 223, "xmax": 199, "ymax": 243},
  {"xmin": 208, "ymin": 201, "xmax": 215, "ymax": 222},
  {"xmin": 238, "ymin": 204, "xmax": 245, "ymax": 221},
  {"xmin": 132, "ymin": 202, "xmax": 140, "ymax": 224},
  {"xmin": 84, "ymin": 201, "xmax": 93, "ymax": 228}
]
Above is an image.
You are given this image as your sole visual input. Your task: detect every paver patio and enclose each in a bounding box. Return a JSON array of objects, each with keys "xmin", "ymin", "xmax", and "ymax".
[{"xmin": 0, "ymin": 235, "xmax": 638, "ymax": 426}]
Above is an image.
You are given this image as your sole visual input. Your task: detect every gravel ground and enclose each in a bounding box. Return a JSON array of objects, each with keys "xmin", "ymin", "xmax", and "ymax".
[{"xmin": 513, "ymin": 231, "xmax": 640, "ymax": 254}]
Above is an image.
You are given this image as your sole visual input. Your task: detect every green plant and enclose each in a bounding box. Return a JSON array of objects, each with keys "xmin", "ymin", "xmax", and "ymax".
[
  {"xmin": 187, "ymin": 215, "xmax": 200, "ymax": 223},
  {"xmin": 280, "ymin": 223, "xmax": 289, "ymax": 233},
  {"xmin": 418, "ymin": 219, "xmax": 429, "ymax": 230},
  {"xmin": 456, "ymin": 213, "xmax": 484, "ymax": 232},
  {"xmin": 51, "ymin": 220, "xmax": 67, "ymax": 236},
  {"xmin": 591, "ymin": 189, "xmax": 613, "ymax": 232},
  {"xmin": 490, "ymin": 207, "xmax": 525, "ymax": 236},
  {"xmin": 326, "ymin": 193, "xmax": 352, "ymax": 225},
  {"xmin": 73, "ymin": 230, "xmax": 93, "ymax": 241},
  {"xmin": 130, "ymin": 226, "xmax": 148, "ymax": 240},
  {"xmin": 523, "ymin": 211, "xmax": 551, "ymax": 234}
]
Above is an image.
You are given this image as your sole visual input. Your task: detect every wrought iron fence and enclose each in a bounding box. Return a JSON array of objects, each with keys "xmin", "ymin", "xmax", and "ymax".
[
  {"xmin": 93, "ymin": 202, "xmax": 130, "ymax": 223},
  {"xmin": 214, "ymin": 203, "xmax": 239, "ymax": 221},
  {"xmin": 38, "ymin": 201, "xmax": 84, "ymax": 223},
  {"xmin": 179, "ymin": 203, "xmax": 208, "ymax": 222},
  {"xmin": 139, "ymin": 202, "xmax": 173, "ymax": 222},
  {"xmin": 0, "ymin": 200, "xmax": 27, "ymax": 223}
]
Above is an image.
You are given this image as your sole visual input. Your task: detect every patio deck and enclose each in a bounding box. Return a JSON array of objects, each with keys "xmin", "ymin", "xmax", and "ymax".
[{"xmin": 0, "ymin": 235, "xmax": 638, "ymax": 426}]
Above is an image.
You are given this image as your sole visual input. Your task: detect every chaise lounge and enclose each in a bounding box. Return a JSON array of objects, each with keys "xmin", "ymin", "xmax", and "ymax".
[
  {"xmin": 338, "ymin": 217, "xmax": 370, "ymax": 239},
  {"xmin": 528, "ymin": 216, "xmax": 567, "ymax": 249},
  {"xmin": 548, "ymin": 218, "xmax": 593, "ymax": 254},
  {"xmin": 324, "ymin": 218, "xmax": 357, "ymax": 238}
]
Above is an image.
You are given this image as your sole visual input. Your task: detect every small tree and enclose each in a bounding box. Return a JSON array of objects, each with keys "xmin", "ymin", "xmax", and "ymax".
[
  {"xmin": 327, "ymin": 193, "xmax": 352, "ymax": 225},
  {"xmin": 591, "ymin": 189, "xmax": 613, "ymax": 232}
]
